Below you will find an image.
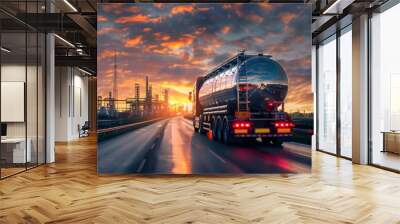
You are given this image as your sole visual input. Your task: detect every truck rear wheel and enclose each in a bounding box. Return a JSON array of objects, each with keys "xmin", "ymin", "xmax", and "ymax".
[
  {"xmin": 222, "ymin": 120, "xmax": 234, "ymax": 145},
  {"xmin": 212, "ymin": 120, "xmax": 219, "ymax": 141},
  {"xmin": 216, "ymin": 119, "xmax": 223, "ymax": 141},
  {"xmin": 198, "ymin": 116, "xmax": 205, "ymax": 134}
]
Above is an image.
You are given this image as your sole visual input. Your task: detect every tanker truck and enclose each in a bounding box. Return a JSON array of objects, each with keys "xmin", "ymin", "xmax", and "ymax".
[{"xmin": 192, "ymin": 52, "xmax": 294, "ymax": 145}]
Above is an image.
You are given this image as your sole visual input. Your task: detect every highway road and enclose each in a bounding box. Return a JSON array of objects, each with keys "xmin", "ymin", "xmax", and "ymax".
[{"xmin": 98, "ymin": 117, "xmax": 311, "ymax": 174}]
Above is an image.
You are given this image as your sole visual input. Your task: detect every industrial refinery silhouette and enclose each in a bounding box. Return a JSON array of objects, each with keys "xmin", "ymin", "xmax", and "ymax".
[{"xmin": 97, "ymin": 51, "xmax": 173, "ymax": 131}]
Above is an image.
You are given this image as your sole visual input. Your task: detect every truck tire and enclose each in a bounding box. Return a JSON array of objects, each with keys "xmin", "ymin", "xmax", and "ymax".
[
  {"xmin": 198, "ymin": 116, "xmax": 205, "ymax": 134},
  {"xmin": 222, "ymin": 120, "xmax": 234, "ymax": 145},
  {"xmin": 216, "ymin": 119, "xmax": 223, "ymax": 141},
  {"xmin": 212, "ymin": 119, "xmax": 219, "ymax": 141}
]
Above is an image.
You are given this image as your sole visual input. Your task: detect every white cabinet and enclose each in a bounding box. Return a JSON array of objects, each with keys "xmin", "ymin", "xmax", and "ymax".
[{"xmin": 1, "ymin": 138, "xmax": 31, "ymax": 163}]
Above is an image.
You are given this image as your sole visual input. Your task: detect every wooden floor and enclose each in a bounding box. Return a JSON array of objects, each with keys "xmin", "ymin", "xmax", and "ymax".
[{"xmin": 1, "ymin": 136, "xmax": 400, "ymax": 224}]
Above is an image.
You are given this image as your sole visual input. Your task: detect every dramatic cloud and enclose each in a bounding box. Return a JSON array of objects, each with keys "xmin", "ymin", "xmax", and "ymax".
[
  {"xmin": 115, "ymin": 14, "xmax": 160, "ymax": 24},
  {"xmin": 171, "ymin": 5, "xmax": 194, "ymax": 15},
  {"xmin": 98, "ymin": 3, "xmax": 312, "ymax": 112},
  {"xmin": 98, "ymin": 15, "xmax": 108, "ymax": 22},
  {"xmin": 98, "ymin": 49, "xmax": 129, "ymax": 60},
  {"xmin": 280, "ymin": 12, "xmax": 296, "ymax": 25},
  {"xmin": 221, "ymin": 26, "xmax": 231, "ymax": 34},
  {"xmin": 124, "ymin": 36, "xmax": 143, "ymax": 47},
  {"xmin": 161, "ymin": 34, "xmax": 194, "ymax": 49}
]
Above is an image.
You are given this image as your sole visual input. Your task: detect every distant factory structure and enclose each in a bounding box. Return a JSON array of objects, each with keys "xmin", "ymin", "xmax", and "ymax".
[
  {"xmin": 98, "ymin": 75, "xmax": 170, "ymax": 119},
  {"xmin": 97, "ymin": 51, "xmax": 171, "ymax": 119}
]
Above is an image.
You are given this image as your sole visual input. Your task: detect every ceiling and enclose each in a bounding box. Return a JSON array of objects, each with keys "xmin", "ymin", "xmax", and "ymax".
[
  {"xmin": 0, "ymin": 0, "xmax": 394, "ymax": 74},
  {"xmin": 0, "ymin": 0, "xmax": 97, "ymax": 74}
]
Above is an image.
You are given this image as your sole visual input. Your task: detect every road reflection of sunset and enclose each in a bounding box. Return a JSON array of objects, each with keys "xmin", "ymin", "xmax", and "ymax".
[{"xmin": 171, "ymin": 119, "xmax": 192, "ymax": 174}]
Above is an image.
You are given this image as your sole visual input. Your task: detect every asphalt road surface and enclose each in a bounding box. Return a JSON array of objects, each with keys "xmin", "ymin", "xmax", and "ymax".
[{"xmin": 98, "ymin": 117, "xmax": 311, "ymax": 174}]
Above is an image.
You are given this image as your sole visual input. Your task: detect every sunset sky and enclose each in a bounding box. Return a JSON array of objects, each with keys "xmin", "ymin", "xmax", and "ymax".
[{"xmin": 97, "ymin": 3, "xmax": 312, "ymax": 113}]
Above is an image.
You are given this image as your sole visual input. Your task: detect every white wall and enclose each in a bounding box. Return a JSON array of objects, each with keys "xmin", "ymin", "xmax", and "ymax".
[
  {"xmin": 1, "ymin": 63, "xmax": 46, "ymax": 164},
  {"xmin": 1, "ymin": 64, "xmax": 42, "ymax": 138},
  {"xmin": 54, "ymin": 67, "xmax": 89, "ymax": 141},
  {"xmin": 1, "ymin": 65, "xmax": 26, "ymax": 138}
]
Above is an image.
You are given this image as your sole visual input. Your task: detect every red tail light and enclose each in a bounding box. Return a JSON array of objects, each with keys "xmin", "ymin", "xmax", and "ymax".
[
  {"xmin": 266, "ymin": 100, "xmax": 276, "ymax": 111},
  {"xmin": 233, "ymin": 121, "xmax": 251, "ymax": 129},
  {"xmin": 239, "ymin": 87, "xmax": 248, "ymax": 92},
  {"xmin": 274, "ymin": 121, "xmax": 295, "ymax": 128}
]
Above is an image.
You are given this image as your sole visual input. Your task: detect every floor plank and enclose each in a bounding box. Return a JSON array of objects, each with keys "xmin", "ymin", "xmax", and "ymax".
[{"xmin": 0, "ymin": 135, "xmax": 399, "ymax": 223}]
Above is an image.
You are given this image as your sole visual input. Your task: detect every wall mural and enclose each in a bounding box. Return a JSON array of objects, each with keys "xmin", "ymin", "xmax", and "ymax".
[{"xmin": 97, "ymin": 3, "xmax": 312, "ymax": 174}]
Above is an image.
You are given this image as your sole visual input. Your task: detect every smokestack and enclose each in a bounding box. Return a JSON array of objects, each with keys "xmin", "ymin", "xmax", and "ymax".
[
  {"xmin": 149, "ymin": 85, "xmax": 153, "ymax": 113},
  {"xmin": 113, "ymin": 49, "xmax": 118, "ymax": 100},
  {"xmin": 135, "ymin": 83, "xmax": 140, "ymax": 99},
  {"xmin": 164, "ymin": 89, "xmax": 169, "ymax": 103},
  {"xmin": 145, "ymin": 76, "xmax": 149, "ymax": 99},
  {"xmin": 135, "ymin": 83, "xmax": 140, "ymax": 112},
  {"xmin": 108, "ymin": 91, "xmax": 113, "ymax": 109}
]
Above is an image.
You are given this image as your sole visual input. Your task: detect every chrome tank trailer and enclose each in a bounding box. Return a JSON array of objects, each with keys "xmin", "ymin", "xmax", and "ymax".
[{"xmin": 198, "ymin": 54, "xmax": 288, "ymax": 112}]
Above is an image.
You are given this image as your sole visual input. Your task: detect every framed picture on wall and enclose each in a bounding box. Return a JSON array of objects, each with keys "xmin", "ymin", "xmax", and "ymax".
[{"xmin": 97, "ymin": 3, "xmax": 313, "ymax": 175}]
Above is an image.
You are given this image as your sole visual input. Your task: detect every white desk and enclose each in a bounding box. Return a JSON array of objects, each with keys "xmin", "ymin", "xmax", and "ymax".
[{"xmin": 1, "ymin": 138, "xmax": 31, "ymax": 163}]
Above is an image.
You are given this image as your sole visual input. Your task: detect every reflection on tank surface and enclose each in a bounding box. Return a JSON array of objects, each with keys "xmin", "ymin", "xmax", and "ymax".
[{"xmin": 198, "ymin": 54, "xmax": 288, "ymax": 112}]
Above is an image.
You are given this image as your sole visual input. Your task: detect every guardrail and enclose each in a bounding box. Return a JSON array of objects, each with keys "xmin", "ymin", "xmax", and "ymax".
[{"xmin": 97, "ymin": 117, "xmax": 167, "ymax": 141}]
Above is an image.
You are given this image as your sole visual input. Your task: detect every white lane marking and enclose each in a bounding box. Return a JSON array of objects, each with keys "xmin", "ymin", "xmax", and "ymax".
[
  {"xmin": 177, "ymin": 117, "xmax": 194, "ymax": 130},
  {"xmin": 182, "ymin": 118, "xmax": 193, "ymax": 126},
  {"xmin": 183, "ymin": 118, "xmax": 192, "ymax": 123},
  {"xmin": 208, "ymin": 148, "xmax": 227, "ymax": 164},
  {"xmin": 182, "ymin": 121, "xmax": 193, "ymax": 130}
]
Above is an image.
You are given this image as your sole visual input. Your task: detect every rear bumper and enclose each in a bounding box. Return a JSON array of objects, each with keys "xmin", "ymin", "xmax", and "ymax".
[{"xmin": 233, "ymin": 133, "xmax": 292, "ymax": 138}]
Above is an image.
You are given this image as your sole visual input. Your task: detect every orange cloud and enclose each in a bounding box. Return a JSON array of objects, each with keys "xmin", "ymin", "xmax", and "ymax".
[
  {"xmin": 124, "ymin": 36, "xmax": 143, "ymax": 47},
  {"xmin": 171, "ymin": 5, "xmax": 194, "ymax": 15},
  {"xmin": 280, "ymin": 12, "xmax": 296, "ymax": 25},
  {"xmin": 153, "ymin": 48, "xmax": 170, "ymax": 55},
  {"xmin": 231, "ymin": 4, "xmax": 243, "ymax": 17},
  {"xmin": 153, "ymin": 3, "xmax": 164, "ymax": 9},
  {"xmin": 161, "ymin": 34, "xmax": 194, "ymax": 49},
  {"xmin": 198, "ymin": 7, "xmax": 210, "ymax": 12},
  {"xmin": 98, "ymin": 16, "xmax": 107, "ymax": 22},
  {"xmin": 98, "ymin": 26, "xmax": 116, "ymax": 36},
  {"xmin": 194, "ymin": 27, "xmax": 206, "ymax": 35},
  {"xmin": 259, "ymin": 3, "xmax": 273, "ymax": 11},
  {"xmin": 143, "ymin": 27, "xmax": 152, "ymax": 32},
  {"xmin": 98, "ymin": 49, "xmax": 128, "ymax": 60},
  {"xmin": 115, "ymin": 14, "xmax": 160, "ymax": 24},
  {"xmin": 285, "ymin": 75, "xmax": 313, "ymax": 113},
  {"xmin": 253, "ymin": 36, "xmax": 264, "ymax": 44},
  {"xmin": 126, "ymin": 6, "xmax": 140, "ymax": 13},
  {"xmin": 154, "ymin": 32, "xmax": 171, "ymax": 41},
  {"xmin": 248, "ymin": 14, "xmax": 263, "ymax": 23},
  {"xmin": 102, "ymin": 4, "xmax": 123, "ymax": 13},
  {"xmin": 221, "ymin": 26, "xmax": 231, "ymax": 34}
]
